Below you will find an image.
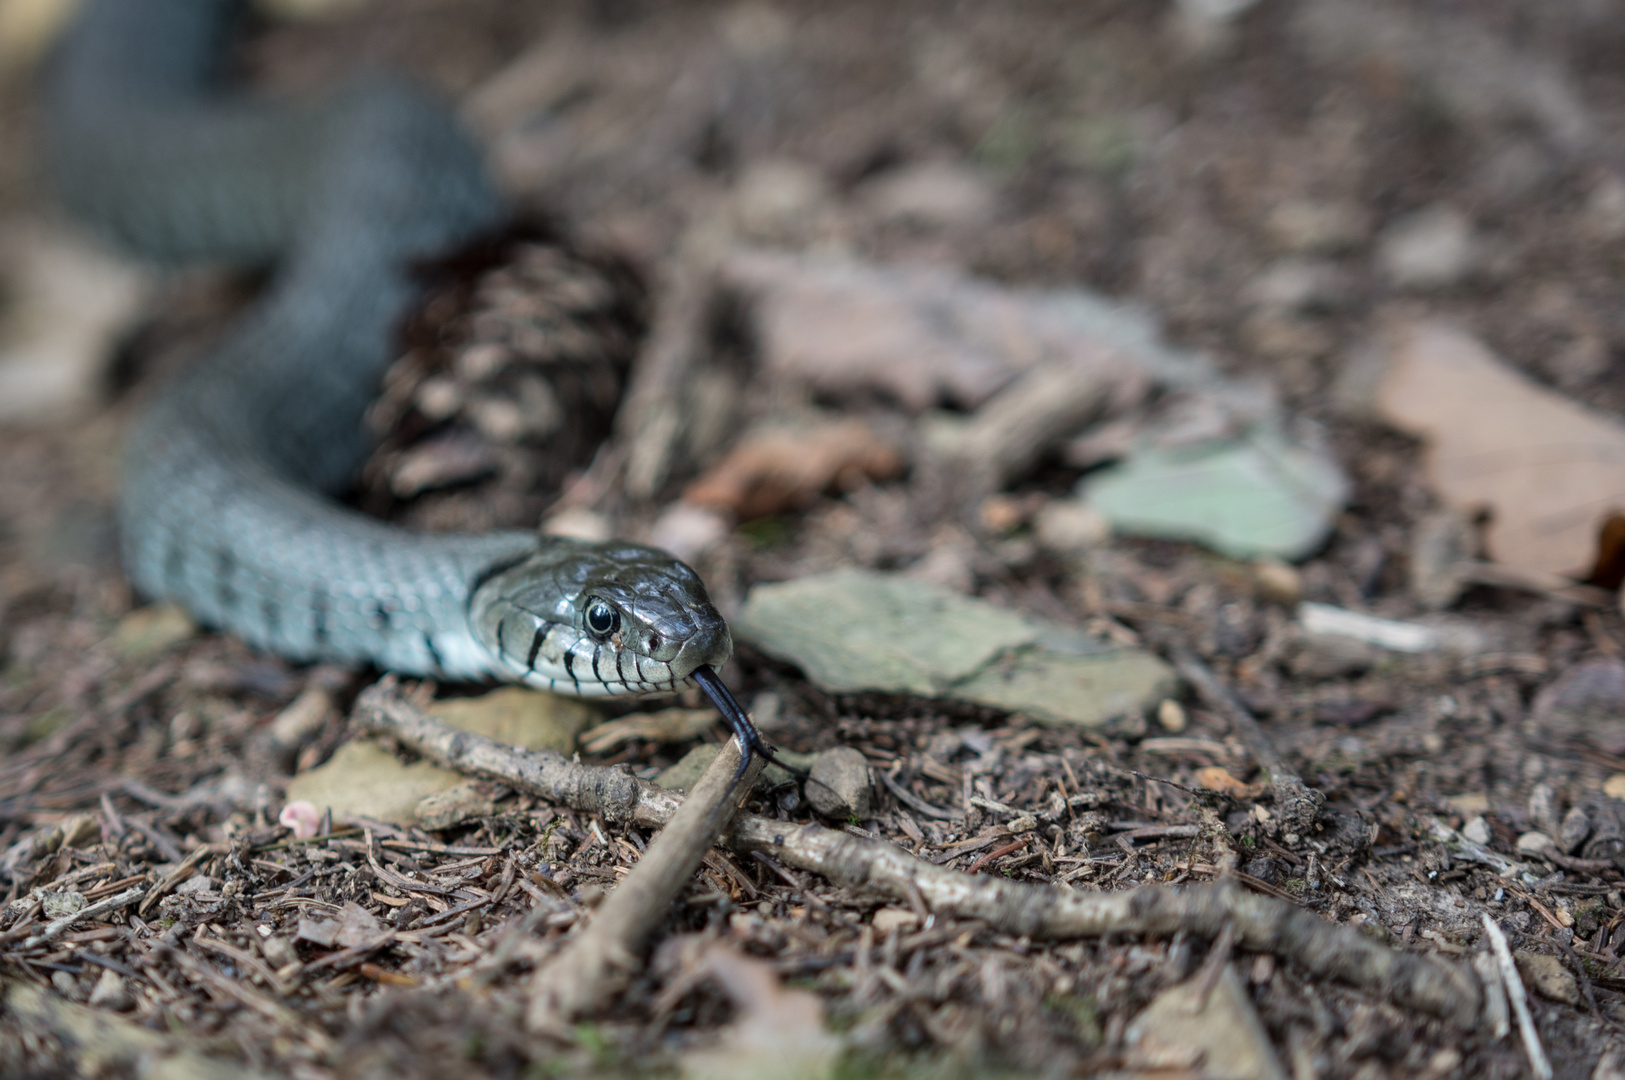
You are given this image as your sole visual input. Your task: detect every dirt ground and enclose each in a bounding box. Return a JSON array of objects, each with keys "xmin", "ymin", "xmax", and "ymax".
[{"xmin": 6, "ymin": 0, "xmax": 1625, "ymax": 1076}]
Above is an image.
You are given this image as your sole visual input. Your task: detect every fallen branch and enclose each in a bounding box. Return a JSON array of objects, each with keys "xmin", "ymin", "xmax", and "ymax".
[
  {"xmin": 351, "ymin": 682, "xmax": 1482, "ymax": 1028},
  {"xmin": 527, "ymin": 736, "xmax": 763, "ymax": 1029},
  {"xmin": 1481, "ymin": 914, "xmax": 1552, "ymax": 1080},
  {"xmin": 1170, "ymin": 647, "xmax": 1325, "ymax": 836}
]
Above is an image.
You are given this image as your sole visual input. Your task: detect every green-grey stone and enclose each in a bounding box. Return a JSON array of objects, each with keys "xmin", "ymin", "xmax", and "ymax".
[
  {"xmin": 955, "ymin": 646, "xmax": 1177, "ymax": 728},
  {"xmin": 734, "ymin": 570, "xmax": 1175, "ymax": 729},
  {"xmin": 1081, "ymin": 421, "xmax": 1347, "ymax": 561},
  {"xmin": 733, "ymin": 570, "xmax": 1039, "ymax": 695}
]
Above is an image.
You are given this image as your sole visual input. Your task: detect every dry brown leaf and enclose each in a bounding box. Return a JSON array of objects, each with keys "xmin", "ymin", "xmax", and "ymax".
[
  {"xmin": 720, "ymin": 249, "xmax": 1161, "ymax": 412},
  {"xmin": 1195, "ymin": 766, "xmax": 1266, "ymax": 799},
  {"xmin": 683, "ymin": 417, "xmax": 901, "ymax": 520},
  {"xmin": 1371, "ymin": 320, "xmax": 1625, "ymax": 579}
]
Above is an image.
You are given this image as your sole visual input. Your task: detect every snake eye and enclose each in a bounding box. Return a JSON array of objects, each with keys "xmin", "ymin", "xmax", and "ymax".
[{"xmin": 584, "ymin": 599, "xmax": 620, "ymax": 639}]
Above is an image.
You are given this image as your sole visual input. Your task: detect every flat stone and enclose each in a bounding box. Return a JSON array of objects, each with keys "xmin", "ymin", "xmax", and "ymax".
[
  {"xmin": 806, "ymin": 747, "xmax": 872, "ymax": 820},
  {"xmin": 734, "ymin": 570, "xmax": 1039, "ymax": 697},
  {"xmin": 735, "ymin": 570, "xmax": 1174, "ymax": 729},
  {"xmin": 112, "ymin": 603, "xmax": 197, "ymax": 662},
  {"xmin": 1515, "ymin": 951, "xmax": 1579, "ymax": 1006},
  {"xmin": 285, "ymin": 741, "xmax": 463, "ymax": 825},
  {"xmin": 1124, "ymin": 963, "xmax": 1287, "ymax": 1080},
  {"xmin": 428, "ymin": 685, "xmax": 599, "ymax": 753},
  {"xmin": 954, "ymin": 645, "xmax": 1177, "ymax": 730}
]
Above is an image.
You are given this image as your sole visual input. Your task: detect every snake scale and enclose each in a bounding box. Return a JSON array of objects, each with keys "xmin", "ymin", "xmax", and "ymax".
[{"xmin": 44, "ymin": 0, "xmax": 771, "ymax": 759}]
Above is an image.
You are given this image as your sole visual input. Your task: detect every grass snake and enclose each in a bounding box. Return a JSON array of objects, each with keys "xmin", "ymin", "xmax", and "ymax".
[{"xmin": 45, "ymin": 0, "xmax": 775, "ymax": 766}]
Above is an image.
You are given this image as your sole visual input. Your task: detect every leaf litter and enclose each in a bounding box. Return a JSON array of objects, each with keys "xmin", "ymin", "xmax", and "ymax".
[{"xmin": 6, "ymin": 0, "xmax": 1625, "ymax": 1078}]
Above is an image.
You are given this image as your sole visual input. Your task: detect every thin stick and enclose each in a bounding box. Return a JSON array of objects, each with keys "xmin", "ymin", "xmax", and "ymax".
[
  {"xmin": 1481, "ymin": 913, "xmax": 1551, "ymax": 1080},
  {"xmin": 351, "ymin": 682, "xmax": 1481, "ymax": 1028},
  {"xmin": 526, "ymin": 735, "xmax": 764, "ymax": 1028},
  {"xmin": 1170, "ymin": 647, "xmax": 1324, "ymax": 835},
  {"xmin": 15, "ymin": 886, "xmax": 146, "ymax": 950}
]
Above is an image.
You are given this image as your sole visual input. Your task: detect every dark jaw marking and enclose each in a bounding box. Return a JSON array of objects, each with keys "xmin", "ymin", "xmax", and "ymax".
[
  {"xmin": 311, "ymin": 586, "xmax": 330, "ymax": 650},
  {"xmin": 562, "ymin": 649, "xmax": 580, "ymax": 694},
  {"xmin": 590, "ymin": 641, "xmax": 607, "ymax": 688},
  {"xmin": 421, "ymin": 632, "xmax": 444, "ymax": 674},
  {"xmin": 526, "ymin": 621, "xmax": 555, "ymax": 670}
]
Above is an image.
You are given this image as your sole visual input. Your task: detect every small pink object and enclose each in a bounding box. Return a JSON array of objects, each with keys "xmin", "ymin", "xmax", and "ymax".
[{"xmin": 278, "ymin": 801, "xmax": 321, "ymax": 840}]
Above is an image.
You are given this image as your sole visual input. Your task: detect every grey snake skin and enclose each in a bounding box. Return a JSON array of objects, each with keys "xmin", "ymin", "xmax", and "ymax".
[{"xmin": 43, "ymin": 0, "xmax": 743, "ymax": 707}]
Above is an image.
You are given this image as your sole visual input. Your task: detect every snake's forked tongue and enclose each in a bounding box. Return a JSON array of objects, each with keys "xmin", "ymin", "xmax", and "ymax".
[{"xmin": 691, "ymin": 665, "xmax": 804, "ymax": 787}]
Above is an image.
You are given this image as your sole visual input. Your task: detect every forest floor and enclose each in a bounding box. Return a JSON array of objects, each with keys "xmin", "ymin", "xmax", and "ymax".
[{"xmin": 5, "ymin": 1, "xmax": 1625, "ymax": 1077}]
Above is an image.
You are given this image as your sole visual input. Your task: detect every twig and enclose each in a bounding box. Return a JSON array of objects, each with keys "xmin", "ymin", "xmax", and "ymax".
[
  {"xmin": 526, "ymin": 735, "xmax": 763, "ymax": 1029},
  {"xmin": 15, "ymin": 886, "xmax": 146, "ymax": 950},
  {"xmin": 352, "ymin": 682, "xmax": 1482, "ymax": 1027},
  {"xmin": 617, "ymin": 258, "xmax": 718, "ymax": 501},
  {"xmin": 1188, "ymin": 919, "xmax": 1236, "ymax": 1011},
  {"xmin": 1481, "ymin": 914, "xmax": 1552, "ymax": 1080},
  {"xmin": 1170, "ymin": 647, "xmax": 1324, "ymax": 836},
  {"xmin": 878, "ymin": 766, "xmax": 959, "ymax": 820},
  {"xmin": 965, "ymin": 837, "xmax": 1029, "ymax": 874}
]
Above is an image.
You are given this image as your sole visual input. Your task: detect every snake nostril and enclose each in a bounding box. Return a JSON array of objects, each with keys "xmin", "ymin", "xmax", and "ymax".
[{"xmin": 647, "ymin": 634, "xmax": 660, "ymax": 652}]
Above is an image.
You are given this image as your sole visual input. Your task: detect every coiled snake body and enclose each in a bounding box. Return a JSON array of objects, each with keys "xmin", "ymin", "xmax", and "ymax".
[{"xmin": 45, "ymin": 0, "xmax": 755, "ymax": 730}]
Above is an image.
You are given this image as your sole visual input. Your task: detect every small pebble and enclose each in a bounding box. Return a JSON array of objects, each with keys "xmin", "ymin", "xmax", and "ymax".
[
  {"xmin": 1033, "ymin": 499, "xmax": 1110, "ymax": 554},
  {"xmin": 1156, "ymin": 698, "xmax": 1187, "ymax": 733},
  {"xmin": 871, "ymin": 908, "xmax": 918, "ymax": 934},
  {"xmin": 1376, "ymin": 205, "xmax": 1478, "ymax": 290},
  {"xmin": 1462, "ymin": 816, "xmax": 1492, "ymax": 845},
  {"xmin": 88, "ymin": 969, "xmax": 130, "ymax": 1010},
  {"xmin": 1250, "ymin": 559, "xmax": 1301, "ymax": 605},
  {"xmin": 807, "ymin": 747, "xmax": 873, "ymax": 820},
  {"xmin": 1527, "ymin": 783, "xmax": 1559, "ymax": 837},
  {"xmin": 1559, "ymin": 806, "xmax": 1592, "ymax": 855},
  {"xmin": 1516, "ymin": 830, "xmax": 1556, "ymax": 855},
  {"xmin": 1607, "ymin": 773, "xmax": 1625, "ymax": 800}
]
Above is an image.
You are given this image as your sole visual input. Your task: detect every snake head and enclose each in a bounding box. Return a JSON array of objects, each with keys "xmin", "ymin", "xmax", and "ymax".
[{"xmin": 468, "ymin": 540, "xmax": 732, "ymax": 698}]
